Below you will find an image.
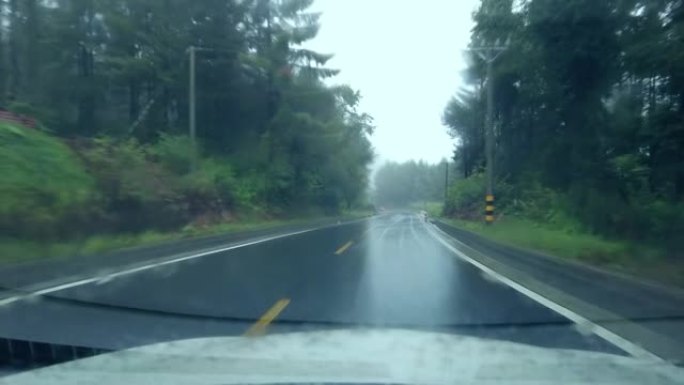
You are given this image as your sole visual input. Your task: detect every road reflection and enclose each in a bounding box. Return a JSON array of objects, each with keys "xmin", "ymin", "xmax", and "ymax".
[{"xmin": 356, "ymin": 213, "xmax": 464, "ymax": 325}]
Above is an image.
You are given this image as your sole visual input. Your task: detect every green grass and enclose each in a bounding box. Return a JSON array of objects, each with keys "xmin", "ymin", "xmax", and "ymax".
[
  {"xmin": 447, "ymin": 217, "xmax": 629, "ymax": 261},
  {"xmin": 443, "ymin": 217, "xmax": 684, "ymax": 288},
  {"xmin": 0, "ymin": 232, "xmax": 171, "ymax": 263},
  {"xmin": 0, "ymin": 122, "xmax": 95, "ymax": 236},
  {"xmin": 0, "ymin": 123, "xmax": 94, "ymax": 201},
  {"xmin": 0, "ymin": 210, "xmax": 372, "ymax": 265}
]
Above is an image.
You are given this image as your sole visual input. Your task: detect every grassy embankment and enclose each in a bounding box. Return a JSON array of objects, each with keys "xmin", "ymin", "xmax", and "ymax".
[
  {"xmin": 437, "ymin": 176, "xmax": 684, "ymax": 287},
  {"xmin": 0, "ymin": 214, "xmax": 367, "ymax": 265},
  {"xmin": 440, "ymin": 215, "xmax": 684, "ymax": 287},
  {"xmin": 0, "ymin": 123, "xmax": 368, "ymax": 264}
]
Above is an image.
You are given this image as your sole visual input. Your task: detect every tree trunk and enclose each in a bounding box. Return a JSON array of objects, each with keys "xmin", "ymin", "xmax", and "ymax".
[
  {"xmin": 7, "ymin": 0, "xmax": 20, "ymax": 101},
  {"xmin": 77, "ymin": 44, "xmax": 95, "ymax": 134},
  {"xmin": 129, "ymin": 81, "xmax": 140, "ymax": 124},
  {"xmin": 25, "ymin": 0, "xmax": 38, "ymax": 99},
  {"xmin": 0, "ymin": 0, "xmax": 5, "ymax": 106}
]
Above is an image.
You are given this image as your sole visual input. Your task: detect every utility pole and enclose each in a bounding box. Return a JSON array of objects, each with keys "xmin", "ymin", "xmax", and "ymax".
[
  {"xmin": 484, "ymin": 57, "xmax": 495, "ymax": 224},
  {"xmin": 444, "ymin": 160, "xmax": 449, "ymax": 203},
  {"xmin": 470, "ymin": 40, "xmax": 508, "ymax": 224},
  {"xmin": 188, "ymin": 46, "xmax": 197, "ymax": 171}
]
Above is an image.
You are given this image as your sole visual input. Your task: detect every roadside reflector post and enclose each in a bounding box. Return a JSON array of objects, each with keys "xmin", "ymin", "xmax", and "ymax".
[{"xmin": 485, "ymin": 195, "xmax": 495, "ymax": 224}]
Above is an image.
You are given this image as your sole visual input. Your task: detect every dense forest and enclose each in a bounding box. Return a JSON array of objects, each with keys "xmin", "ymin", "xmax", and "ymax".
[
  {"xmin": 443, "ymin": 0, "xmax": 684, "ymax": 250},
  {"xmin": 373, "ymin": 161, "xmax": 448, "ymax": 207},
  {"xmin": 0, "ymin": 0, "xmax": 374, "ymax": 243}
]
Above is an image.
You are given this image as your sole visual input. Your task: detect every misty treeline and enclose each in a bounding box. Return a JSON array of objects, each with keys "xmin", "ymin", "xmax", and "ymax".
[
  {"xmin": 444, "ymin": 0, "xmax": 684, "ymax": 248},
  {"xmin": 373, "ymin": 161, "xmax": 447, "ymax": 207},
  {"xmin": 1, "ymin": 0, "xmax": 374, "ymax": 238}
]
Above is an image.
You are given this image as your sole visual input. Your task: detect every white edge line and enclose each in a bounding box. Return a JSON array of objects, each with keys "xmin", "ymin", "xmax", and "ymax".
[
  {"xmin": 409, "ymin": 215, "xmax": 431, "ymax": 248},
  {"xmin": 378, "ymin": 226, "xmax": 392, "ymax": 241},
  {"xmin": 426, "ymin": 224, "xmax": 665, "ymax": 363},
  {"xmin": 0, "ymin": 226, "xmax": 332, "ymax": 307}
]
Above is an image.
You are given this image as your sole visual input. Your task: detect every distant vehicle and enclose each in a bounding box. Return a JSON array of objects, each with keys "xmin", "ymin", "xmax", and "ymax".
[{"xmin": 420, "ymin": 210, "xmax": 428, "ymax": 221}]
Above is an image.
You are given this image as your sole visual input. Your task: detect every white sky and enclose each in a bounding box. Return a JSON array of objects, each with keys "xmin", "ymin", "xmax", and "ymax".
[{"xmin": 306, "ymin": 0, "xmax": 479, "ymax": 165}]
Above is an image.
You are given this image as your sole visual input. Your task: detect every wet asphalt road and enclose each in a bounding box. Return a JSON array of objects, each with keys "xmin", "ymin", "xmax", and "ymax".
[{"xmin": 0, "ymin": 213, "xmax": 621, "ymax": 355}]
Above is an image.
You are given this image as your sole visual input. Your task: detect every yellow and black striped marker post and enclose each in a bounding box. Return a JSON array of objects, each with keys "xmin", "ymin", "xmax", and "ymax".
[{"xmin": 485, "ymin": 194, "xmax": 495, "ymax": 224}]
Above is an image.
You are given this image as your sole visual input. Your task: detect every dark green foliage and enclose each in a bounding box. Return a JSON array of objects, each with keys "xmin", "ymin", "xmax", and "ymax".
[
  {"xmin": 77, "ymin": 137, "xmax": 188, "ymax": 233},
  {"xmin": 443, "ymin": 174, "xmax": 486, "ymax": 220},
  {"xmin": 444, "ymin": 0, "xmax": 684, "ymax": 251},
  {"xmin": 1, "ymin": 0, "xmax": 374, "ymax": 240}
]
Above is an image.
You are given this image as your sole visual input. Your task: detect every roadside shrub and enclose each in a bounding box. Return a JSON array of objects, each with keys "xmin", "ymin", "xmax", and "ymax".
[
  {"xmin": 444, "ymin": 174, "xmax": 485, "ymax": 219},
  {"xmin": 444, "ymin": 174, "xmax": 517, "ymax": 218},
  {"xmin": 1, "ymin": 125, "xmax": 280, "ymax": 242},
  {"xmin": 233, "ymin": 172, "xmax": 269, "ymax": 212},
  {"xmin": 445, "ymin": 173, "xmax": 584, "ymax": 231},
  {"xmin": 150, "ymin": 134, "xmax": 195, "ymax": 175},
  {"xmin": 638, "ymin": 200, "xmax": 684, "ymax": 252},
  {"xmin": 508, "ymin": 181, "xmax": 582, "ymax": 232},
  {"xmin": 181, "ymin": 159, "xmax": 237, "ymax": 213},
  {"xmin": 78, "ymin": 137, "xmax": 187, "ymax": 232}
]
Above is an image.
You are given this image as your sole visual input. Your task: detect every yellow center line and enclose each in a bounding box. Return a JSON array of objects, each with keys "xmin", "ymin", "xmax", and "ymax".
[
  {"xmin": 335, "ymin": 240, "xmax": 354, "ymax": 255},
  {"xmin": 244, "ymin": 298, "xmax": 291, "ymax": 337}
]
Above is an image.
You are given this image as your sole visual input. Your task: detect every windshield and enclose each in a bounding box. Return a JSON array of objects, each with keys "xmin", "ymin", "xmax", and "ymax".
[{"xmin": 1, "ymin": 0, "xmax": 683, "ymax": 382}]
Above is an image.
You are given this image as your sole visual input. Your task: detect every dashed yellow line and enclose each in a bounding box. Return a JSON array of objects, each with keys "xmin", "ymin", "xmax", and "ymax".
[
  {"xmin": 244, "ymin": 298, "xmax": 290, "ymax": 337},
  {"xmin": 335, "ymin": 241, "xmax": 354, "ymax": 255}
]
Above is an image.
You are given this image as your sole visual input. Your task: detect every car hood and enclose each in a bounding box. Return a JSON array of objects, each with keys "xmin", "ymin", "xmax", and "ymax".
[{"xmin": 3, "ymin": 329, "xmax": 683, "ymax": 385}]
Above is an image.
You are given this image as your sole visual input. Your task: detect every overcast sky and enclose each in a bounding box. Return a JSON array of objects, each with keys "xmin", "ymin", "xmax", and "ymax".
[{"xmin": 306, "ymin": 0, "xmax": 479, "ymax": 165}]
